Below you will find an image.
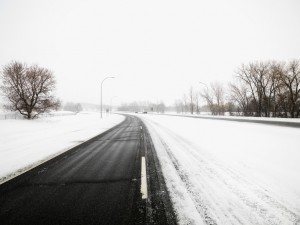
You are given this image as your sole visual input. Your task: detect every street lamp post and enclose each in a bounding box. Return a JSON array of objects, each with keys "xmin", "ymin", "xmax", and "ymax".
[{"xmin": 101, "ymin": 76, "xmax": 115, "ymax": 118}]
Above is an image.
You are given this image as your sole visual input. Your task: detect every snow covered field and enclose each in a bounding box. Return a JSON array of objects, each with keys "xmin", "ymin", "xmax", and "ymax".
[
  {"xmin": 138, "ymin": 114, "xmax": 300, "ymax": 225},
  {"xmin": 0, "ymin": 112, "xmax": 124, "ymax": 183}
]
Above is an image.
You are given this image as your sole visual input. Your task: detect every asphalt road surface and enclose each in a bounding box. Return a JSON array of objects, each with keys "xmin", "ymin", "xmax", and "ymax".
[{"xmin": 0, "ymin": 115, "xmax": 177, "ymax": 225}]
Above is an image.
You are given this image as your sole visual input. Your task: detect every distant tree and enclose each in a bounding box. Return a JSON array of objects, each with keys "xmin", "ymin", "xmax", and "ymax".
[
  {"xmin": 189, "ymin": 86, "xmax": 195, "ymax": 114},
  {"xmin": 211, "ymin": 81, "xmax": 225, "ymax": 115},
  {"xmin": 229, "ymin": 81, "xmax": 252, "ymax": 116},
  {"xmin": 157, "ymin": 101, "xmax": 166, "ymax": 113},
  {"xmin": 200, "ymin": 85, "xmax": 215, "ymax": 115},
  {"xmin": 63, "ymin": 102, "xmax": 83, "ymax": 113},
  {"xmin": 234, "ymin": 60, "xmax": 300, "ymax": 118},
  {"xmin": 236, "ymin": 62, "xmax": 273, "ymax": 117},
  {"xmin": 55, "ymin": 99, "xmax": 62, "ymax": 111},
  {"xmin": 63, "ymin": 102, "xmax": 73, "ymax": 111},
  {"xmin": 225, "ymin": 101, "xmax": 236, "ymax": 116},
  {"xmin": 278, "ymin": 60, "xmax": 300, "ymax": 118},
  {"xmin": 0, "ymin": 61, "xmax": 60, "ymax": 119},
  {"xmin": 174, "ymin": 100, "xmax": 182, "ymax": 114},
  {"xmin": 182, "ymin": 94, "xmax": 189, "ymax": 114},
  {"xmin": 194, "ymin": 92, "xmax": 201, "ymax": 114},
  {"xmin": 75, "ymin": 103, "xmax": 83, "ymax": 112}
]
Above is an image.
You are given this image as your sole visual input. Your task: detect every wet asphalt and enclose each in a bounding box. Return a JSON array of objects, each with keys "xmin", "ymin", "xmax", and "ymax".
[{"xmin": 0, "ymin": 115, "xmax": 177, "ymax": 225}]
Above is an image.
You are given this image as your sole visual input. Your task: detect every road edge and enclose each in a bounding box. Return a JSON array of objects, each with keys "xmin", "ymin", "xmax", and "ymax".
[
  {"xmin": 0, "ymin": 116, "xmax": 126, "ymax": 186},
  {"xmin": 140, "ymin": 118, "xmax": 178, "ymax": 225},
  {"xmin": 145, "ymin": 113, "xmax": 300, "ymax": 128}
]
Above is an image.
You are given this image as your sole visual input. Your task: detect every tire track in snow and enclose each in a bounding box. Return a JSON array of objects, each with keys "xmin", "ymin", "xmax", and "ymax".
[
  {"xmin": 155, "ymin": 123, "xmax": 300, "ymax": 225},
  {"xmin": 171, "ymin": 133, "xmax": 300, "ymax": 225},
  {"xmin": 160, "ymin": 138, "xmax": 218, "ymax": 225}
]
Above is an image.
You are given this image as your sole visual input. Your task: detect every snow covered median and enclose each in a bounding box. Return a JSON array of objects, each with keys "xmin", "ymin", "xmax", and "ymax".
[
  {"xmin": 0, "ymin": 112, "xmax": 124, "ymax": 183},
  {"xmin": 137, "ymin": 114, "xmax": 300, "ymax": 225}
]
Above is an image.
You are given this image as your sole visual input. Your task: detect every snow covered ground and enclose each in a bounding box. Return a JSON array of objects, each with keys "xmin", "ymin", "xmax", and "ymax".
[
  {"xmin": 1, "ymin": 111, "xmax": 299, "ymax": 224},
  {"xmin": 163, "ymin": 111, "xmax": 300, "ymax": 123},
  {"xmin": 137, "ymin": 114, "xmax": 300, "ymax": 225},
  {"xmin": 0, "ymin": 112, "xmax": 124, "ymax": 183}
]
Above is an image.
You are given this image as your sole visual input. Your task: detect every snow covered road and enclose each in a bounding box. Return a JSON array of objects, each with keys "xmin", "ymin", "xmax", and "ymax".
[{"xmin": 138, "ymin": 114, "xmax": 300, "ymax": 225}]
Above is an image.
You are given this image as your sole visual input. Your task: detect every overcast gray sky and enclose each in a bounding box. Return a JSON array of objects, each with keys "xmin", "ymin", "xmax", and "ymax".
[{"xmin": 1, "ymin": 0, "xmax": 300, "ymax": 106}]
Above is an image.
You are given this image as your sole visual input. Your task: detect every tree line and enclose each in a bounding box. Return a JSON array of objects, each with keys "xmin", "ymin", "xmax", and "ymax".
[
  {"xmin": 175, "ymin": 59, "xmax": 300, "ymax": 118},
  {"xmin": 2, "ymin": 60, "xmax": 299, "ymax": 119},
  {"xmin": 118, "ymin": 100, "xmax": 166, "ymax": 113},
  {"xmin": 63, "ymin": 102, "xmax": 83, "ymax": 113}
]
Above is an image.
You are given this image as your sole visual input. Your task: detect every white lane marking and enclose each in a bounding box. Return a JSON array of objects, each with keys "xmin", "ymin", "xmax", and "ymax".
[
  {"xmin": 140, "ymin": 126, "xmax": 143, "ymax": 130},
  {"xmin": 141, "ymin": 157, "xmax": 148, "ymax": 199}
]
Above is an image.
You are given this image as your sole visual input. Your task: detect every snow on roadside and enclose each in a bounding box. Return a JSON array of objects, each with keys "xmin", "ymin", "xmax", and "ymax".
[
  {"xmin": 160, "ymin": 112, "xmax": 300, "ymax": 123},
  {"xmin": 0, "ymin": 112, "xmax": 124, "ymax": 183},
  {"xmin": 138, "ymin": 114, "xmax": 300, "ymax": 225}
]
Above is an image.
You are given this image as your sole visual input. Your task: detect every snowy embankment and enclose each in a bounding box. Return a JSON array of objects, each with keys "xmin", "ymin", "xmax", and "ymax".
[
  {"xmin": 163, "ymin": 112, "xmax": 300, "ymax": 125},
  {"xmin": 0, "ymin": 112, "xmax": 124, "ymax": 183},
  {"xmin": 138, "ymin": 114, "xmax": 300, "ymax": 225}
]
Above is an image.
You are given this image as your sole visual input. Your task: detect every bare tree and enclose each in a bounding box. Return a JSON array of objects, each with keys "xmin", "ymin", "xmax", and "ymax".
[
  {"xmin": 236, "ymin": 62, "xmax": 271, "ymax": 116},
  {"xmin": 63, "ymin": 102, "xmax": 83, "ymax": 113},
  {"xmin": 225, "ymin": 101, "xmax": 236, "ymax": 116},
  {"xmin": 278, "ymin": 60, "xmax": 300, "ymax": 118},
  {"xmin": 211, "ymin": 81, "xmax": 225, "ymax": 115},
  {"xmin": 189, "ymin": 86, "xmax": 195, "ymax": 114},
  {"xmin": 200, "ymin": 85, "xmax": 215, "ymax": 115},
  {"xmin": 233, "ymin": 60, "xmax": 300, "ymax": 118},
  {"xmin": 157, "ymin": 101, "xmax": 166, "ymax": 113},
  {"xmin": 267, "ymin": 61, "xmax": 283, "ymax": 117},
  {"xmin": 229, "ymin": 81, "xmax": 252, "ymax": 116},
  {"xmin": 194, "ymin": 92, "xmax": 201, "ymax": 114},
  {"xmin": 174, "ymin": 99, "xmax": 182, "ymax": 114},
  {"xmin": 0, "ymin": 61, "xmax": 60, "ymax": 119},
  {"xmin": 182, "ymin": 94, "xmax": 189, "ymax": 114}
]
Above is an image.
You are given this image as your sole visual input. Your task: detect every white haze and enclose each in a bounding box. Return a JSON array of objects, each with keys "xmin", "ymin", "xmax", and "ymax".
[{"xmin": 0, "ymin": 0, "xmax": 300, "ymax": 106}]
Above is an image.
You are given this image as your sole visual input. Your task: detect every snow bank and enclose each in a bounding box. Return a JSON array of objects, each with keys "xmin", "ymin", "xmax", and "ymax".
[
  {"xmin": 138, "ymin": 113, "xmax": 300, "ymax": 225},
  {"xmin": 0, "ymin": 112, "xmax": 124, "ymax": 183},
  {"xmin": 155, "ymin": 112, "xmax": 300, "ymax": 123}
]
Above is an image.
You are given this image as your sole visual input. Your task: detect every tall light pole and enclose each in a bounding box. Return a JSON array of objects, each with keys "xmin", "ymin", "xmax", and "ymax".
[{"xmin": 101, "ymin": 76, "xmax": 115, "ymax": 118}]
